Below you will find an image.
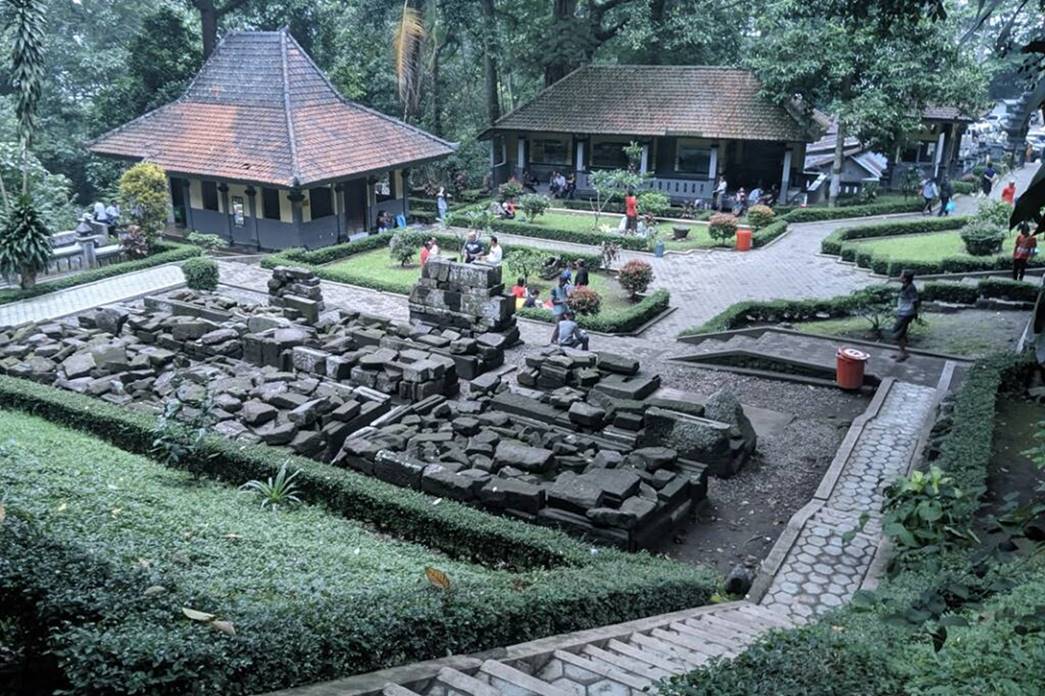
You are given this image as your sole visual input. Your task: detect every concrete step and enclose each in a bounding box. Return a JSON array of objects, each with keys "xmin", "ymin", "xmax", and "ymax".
[
  {"xmin": 432, "ymin": 667, "xmax": 503, "ymax": 696},
  {"xmin": 666, "ymin": 621, "xmax": 743, "ymax": 654},
  {"xmin": 735, "ymin": 605, "xmax": 796, "ymax": 629},
  {"xmin": 534, "ymin": 649, "xmax": 651, "ymax": 693},
  {"xmin": 477, "ymin": 660, "xmax": 573, "ymax": 696},
  {"xmin": 603, "ymin": 638, "xmax": 688, "ymax": 672},
  {"xmin": 627, "ymin": 632, "xmax": 707, "ymax": 669},
  {"xmin": 684, "ymin": 613, "xmax": 764, "ymax": 643},
  {"xmin": 580, "ymin": 644, "xmax": 673, "ymax": 682},
  {"xmin": 384, "ymin": 684, "xmax": 424, "ymax": 696},
  {"xmin": 650, "ymin": 627, "xmax": 737, "ymax": 659}
]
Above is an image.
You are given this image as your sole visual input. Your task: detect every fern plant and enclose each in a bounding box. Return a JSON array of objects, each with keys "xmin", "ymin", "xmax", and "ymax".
[{"xmin": 240, "ymin": 464, "xmax": 303, "ymax": 511}]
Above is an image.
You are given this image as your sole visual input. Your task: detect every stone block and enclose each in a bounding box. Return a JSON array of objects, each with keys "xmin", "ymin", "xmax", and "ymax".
[
  {"xmin": 568, "ymin": 401, "xmax": 605, "ymax": 429},
  {"xmin": 291, "ymin": 347, "xmax": 329, "ymax": 375},
  {"xmin": 494, "ymin": 440, "xmax": 554, "ymax": 473},
  {"xmin": 240, "ymin": 400, "xmax": 278, "ymax": 426},
  {"xmin": 477, "ymin": 477, "xmax": 545, "ymax": 513},
  {"xmin": 372, "ymin": 450, "xmax": 426, "ymax": 488},
  {"xmin": 595, "ymin": 352, "xmax": 640, "ymax": 375}
]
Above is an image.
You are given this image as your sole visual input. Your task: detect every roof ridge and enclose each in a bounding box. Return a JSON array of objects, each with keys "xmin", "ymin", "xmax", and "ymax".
[
  {"xmin": 279, "ymin": 30, "xmax": 302, "ymax": 188},
  {"xmin": 280, "ymin": 30, "xmax": 457, "ymax": 152}
]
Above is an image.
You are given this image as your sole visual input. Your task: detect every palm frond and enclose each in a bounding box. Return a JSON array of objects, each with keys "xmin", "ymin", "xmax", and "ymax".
[{"xmin": 392, "ymin": 1, "xmax": 426, "ymax": 117}]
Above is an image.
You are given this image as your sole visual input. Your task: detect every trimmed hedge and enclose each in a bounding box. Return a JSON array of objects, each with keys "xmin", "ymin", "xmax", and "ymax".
[
  {"xmin": 0, "ymin": 402, "xmax": 717, "ymax": 695},
  {"xmin": 952, "ymin": 181, "xmax": 976, "ymax": 195},
  {"xmin": 0, "ymin": 242, "xmax": 201, "ymax": 306},
  {"xmin": 682, "ymin": 286, "xmax": 894, "ymax": 335},
  {"xmin": 519, "ymin": 288, "xmax": 671, "ymax": 334},
  {"xmin": 821, "ymin": 216, "xmax": 971, "ymax": 256},
  {"xmin": 850, "ymin": 248, "xmax": 1043, "ymax": 278},
  {"xmin": 752, "ymin": 219, "xmax": 789, "ymax": 248},
  {"xmin": 781, "ymin": 198, "xmax": 923, "ymax": 223},
  {"xmin": 922, "ymin": 278, "xmax": 1041, "ymax": 305}
]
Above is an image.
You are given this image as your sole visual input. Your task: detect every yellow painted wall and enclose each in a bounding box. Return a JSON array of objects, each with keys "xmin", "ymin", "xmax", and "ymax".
[
  {"xmin": 189, "ymin": 179, "xmax": 202, "ymax": 209},
  {"xmin": 278, "ymin": 190, "xmax": 293, "ymax": 223}
]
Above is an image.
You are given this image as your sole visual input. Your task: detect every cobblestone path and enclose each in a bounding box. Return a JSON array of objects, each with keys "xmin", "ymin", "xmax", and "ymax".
[{"xmin": 756, "ymin": 380, "xmax": 938, "ymax": 621}]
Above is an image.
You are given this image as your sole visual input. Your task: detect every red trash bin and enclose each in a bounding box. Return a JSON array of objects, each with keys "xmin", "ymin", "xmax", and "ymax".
[
  {"xmin": 735, "ymin": 226, "xmax": 752, "ymax": 251},
  {"xmin": 836, "ymin": 347, "xmax": 870, "ymax": 390}
]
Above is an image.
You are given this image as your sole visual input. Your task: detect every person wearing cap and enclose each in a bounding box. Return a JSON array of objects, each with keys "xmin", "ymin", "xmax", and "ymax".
[{"xmin": 891, "ymin": 269, "xmax": 920, "ymax": 362}]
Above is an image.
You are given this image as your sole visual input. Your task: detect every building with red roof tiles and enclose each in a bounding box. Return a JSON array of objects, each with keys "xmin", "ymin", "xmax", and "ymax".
[{"xmin": 89, "ymin": 29, "xmax": 454, "ymax": 250}]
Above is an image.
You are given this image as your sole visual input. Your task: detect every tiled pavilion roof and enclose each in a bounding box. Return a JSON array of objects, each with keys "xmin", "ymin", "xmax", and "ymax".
[{"xmin": 88, "ymin": 30, "xmax": 454, "ymax": 188}]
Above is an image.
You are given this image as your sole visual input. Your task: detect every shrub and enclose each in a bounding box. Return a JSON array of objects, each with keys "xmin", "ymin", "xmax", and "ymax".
[
  {"xmin": 781, "ymin": 199, "xmax": 923, "ymax": 222},
  {"xmin": 974, "ymin": 199, "xmax": 1013, "ymax": 229},
  {"xmin": 882, "ymin": 467, "xmax": 978, "ymax": 565},
  {"xmin": 921, "ymin": 281, "xmax": 980, "ymax": 305},
  {"xmin": 388, "ymin": 229, "xmax": 427, "ymax": 266},
  {"xmin": 181, "ymin": 257, "xmax": 219, "ymax": 291},
  {"xmin": 978, "ymin": 277, "xmax": 1039, "ymax": 303},
  {"xmin": 186, "ymin": 231, "xmax": 223, "ymax": 251},
  {"xmin": 0, "ymin": 194, "xmax": 53, "ymax": 289},
  {"xmin": 746, "ymin": 204, "xmax": 775, "ymax": 229},
  {"xmin": 618, "ymin": 259, "xmax": 654, "ymax": 299},
  {"xmin": 752, "ymin": 220, "xmax": 789, "ymax": 247},
  {"xmin": 960, "ymin": 223, "xmax": 1006, "ymax": 256},
  {"xmin": 518, "ymin": 288, "xmax": 670, "ymax": 333},
  {"xmin": 504, "ymin": 246, "xmax": 548, "ymax": 283},
  {"xmin": 119, "ymin": 225, "xmax": 150, "ymax": 259},
  {"xmin": 638, "ymin": 191, "xmax": 670, "ymax": 218},
  {"xmin": 519, "ymin": 193, "xmax": 552, "ymax": 221},
  {"xmin": 568, "ymin": 286, "xmax": 602, "ymax": 315},
  {"xmin": 497, "ymin": 179, "xmax": 524, "ymax": 201},
  {"xmin": 118, "ymin": 162, "xmax": 168, "ymax": 243},
  {"xmin": 708, "ymin": 213, "xmax": 739, "ymax": 246},
  {"xmin": 952, "ymin": 181, "xmax": 976, "ymax": 195}
]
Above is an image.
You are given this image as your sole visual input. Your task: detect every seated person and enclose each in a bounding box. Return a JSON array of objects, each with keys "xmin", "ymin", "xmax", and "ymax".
[
  {"xmin": 557, "ymin": 311, "xmax": 590, "ymax": 351},
  {"xmin": 523, "ymin": 287, "xmax": 541, "ymax": 308},
  {"xmin": 548, "ymin": 171, "xmax": 561, "ymax": 195},
  {"xmin": 524, "ymin": 172, "xmax": 540, "ymax": 193},
  {"xmin": 462, "ymin": 231, "xmax": 484, "ymax": 263},
  {"xmin": 484, "ymin": 235, "xmax": 503, "ymax": 265},
  {"xmin": 377, "ymin": 211, "xmax": 394, "ymax": 232},
  {"xmin": 488, "ymin": 200, "xmax": 505, "ymax": 217},
  {"xmin": 564, "ymin": 174, "xmax": 576, "ymax": 200},
  {"xmin": 501, "ymin": 199, "xmax": 516, "ymax": 219}
]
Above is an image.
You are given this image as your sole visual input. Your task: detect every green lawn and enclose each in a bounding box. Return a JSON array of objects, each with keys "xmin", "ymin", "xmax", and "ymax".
[
  {"xmin": 794, "ymin": 309, "xmax": 1024, "ymax": 357},
  {"xmin": 847, "ymin": 229, "xmax": 1017, "ymax": 263},
  {"xmin": 325, "ymin": 246, "xmax": 639, "ymax": 313},
  {"xmin": 528, "ymin": 210, "xmax": 719, "ymax": 251}
]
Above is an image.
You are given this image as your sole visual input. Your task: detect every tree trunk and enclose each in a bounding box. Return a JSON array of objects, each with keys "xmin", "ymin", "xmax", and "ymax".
[
  {"xmin": 19, "ymin": 267, "xmax": 35, "ymax": 291},
  {"xmin": 829, "ymin": 121, "xmax": 845, "ymax": 208},
  {"xmin": 199, "ymin": 2, "xmax": 219, "ymax": 60},
  {"xmin": 430, "ymin": 44, "xmax": 442, "ymax": 137},
  {"xmin": 647, "ymin": 0, "xmax": 667, "ymax": 64},
  {"xmin": 544, "ymin": 0, "xmax": 579, "ymax": 86},
  {"xmin": 479, "ymin": 0, "xmax": 501, "ymax": 124}
]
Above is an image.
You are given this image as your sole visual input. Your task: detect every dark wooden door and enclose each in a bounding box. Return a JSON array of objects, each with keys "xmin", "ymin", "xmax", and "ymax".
[
  {"xmin": 343, "ymin": 180, "xmax": 367, "ymax": 232},
  {"xmin": 169, "ymin": 177, "xmax": 188, "ymax": 227}
]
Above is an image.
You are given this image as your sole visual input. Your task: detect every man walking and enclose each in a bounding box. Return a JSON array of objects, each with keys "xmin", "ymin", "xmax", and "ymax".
[
  {"xmin": 920, "ymin": 177, "xmax": 938, "ymax": 215},
  {"xmin": 937, "ymin": 176, "xmax": 953, "ymax": 217},
  {"xmin": 891, "ymin": 269, "xmax": 920, "ymax": 362}
]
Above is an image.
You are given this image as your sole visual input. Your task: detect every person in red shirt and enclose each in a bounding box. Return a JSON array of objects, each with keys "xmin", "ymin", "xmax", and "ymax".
[
  {"xmin": 1013, "ymin": 222, "xmax": 1038, "ymax": 281},
  {"xmin": 510, "ymin": 276, "xmax": 527, "ymax": 299},
  {"xmin": 1001, "ymin": 180, "xmax": 1017, "ymax": 205},
  {"xmin": 419, "ymin": 239, "xmax": 431, "ymax": 267},
  {"xmin": 624, "ymin": 190, "xmax": 638, "ymax": 233}
]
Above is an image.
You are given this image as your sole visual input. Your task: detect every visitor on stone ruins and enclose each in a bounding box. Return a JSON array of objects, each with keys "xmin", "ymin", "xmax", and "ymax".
[
  {"xmin": 1013, "ymin": 222, "xmax": 1037, "ymax": 281},
  {"xmin": 428, "ymin": 237, "xmax": 441, "ymax": 258},
  {"xmin": 573, "ymin": 259, "xmax": 589, "ymax": 287},
  {"xmin": 891, "ymin": 269, "xmax": 920, "ymax": 362},
  {"xmin": 463, "ymin": 231, "xmax": 484, "ymax": 263},
  {"xmin": 557, "ymin": 311, "xmax": 590, "ymax": 351},
  {"xmin": 483, "ymin": 236, "xmax": 503, "ymax": 265}
]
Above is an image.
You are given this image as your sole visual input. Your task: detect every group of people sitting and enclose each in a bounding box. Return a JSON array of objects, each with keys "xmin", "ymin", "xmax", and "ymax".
[
  {"xmin": 712, "ymin": 178, "xmax": 778, "ymax": 214},
  {"xmin": 489, "ymin": 199, "xmax": 517, "ymax": 219},
  {"xmin": 519, "ymin": 171, "xmax": 575, "ymax": 199},
  {"xmin": 508, "ymin": 260, "xmax": 592, "ymax": 351},
  {"xmin": 377, "ymin": 210, "xmax": 409, "ymax": 233},
  {"xmin": 420, "ymin": 231, "xmax": 503, "ymax": 267},
  {"xmin": 91, "ymin": 201, "xmax": 121, "ymax": 229}
]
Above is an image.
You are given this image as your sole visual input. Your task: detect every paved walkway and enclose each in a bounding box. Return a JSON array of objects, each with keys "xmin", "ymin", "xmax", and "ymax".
[{"xmin": 0, "ymin": 264, "xmax": 184, "ymax": 327}]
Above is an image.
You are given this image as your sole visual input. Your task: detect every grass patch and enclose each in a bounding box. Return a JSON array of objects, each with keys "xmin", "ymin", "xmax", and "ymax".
[
  {"xmin": 847, "ymin": 230, "xmax": 1014, "ymax": 264},
  {"xmin": 0, "ymin": 242, "xmax": 201, "ymax": 306},
  {"xmin": 0, "ymin": 394, "xmax": 718, "ymax": 694}
]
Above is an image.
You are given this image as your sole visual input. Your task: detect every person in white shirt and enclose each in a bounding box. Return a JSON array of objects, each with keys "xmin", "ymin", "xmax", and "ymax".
[
  {"xmin": 483, "ymin": 236, "xmax": 503, "ymax": 265},
  {"xmin": 714, "ymin": 177, "xmax": 728, "ymax": 211}
]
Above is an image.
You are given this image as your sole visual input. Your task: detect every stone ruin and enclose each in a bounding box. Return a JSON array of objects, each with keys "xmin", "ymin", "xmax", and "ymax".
[
  {"xmin": 267, "ymin": 266, "xmax": 325, "ymax": 324},
  {"xmin": 0, "ymin": 264, "xmax": 758, "ymax": 548},
  {"xmin": 409, "ymin": 258, "xmax": 519, "ymax": 377}
]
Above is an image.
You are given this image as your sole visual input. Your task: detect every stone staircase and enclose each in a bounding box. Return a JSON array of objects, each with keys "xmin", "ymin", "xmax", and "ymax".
[
  {"xmin": 389, "ymin": 602, "xmax": 790, "ymax": 696},
  {"xmin": 675, "ymin": 327, "xmax": 966, "ymax": 389}
]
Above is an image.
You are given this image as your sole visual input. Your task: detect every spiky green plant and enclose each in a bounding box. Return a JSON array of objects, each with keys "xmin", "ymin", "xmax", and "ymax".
[
  {"xmin": 0, "ymin": 194, "xmax": 51, "ymax": 289},
  {"xmin": 240, "ymin": 464, "xmax": 304, "ymax": 511}
]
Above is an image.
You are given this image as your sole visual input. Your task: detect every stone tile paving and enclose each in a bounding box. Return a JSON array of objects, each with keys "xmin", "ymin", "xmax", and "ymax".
[
  {"xmin": 0, "ymin": 264, "xmax": 184, "ymax": 327},
  {"xmin": 759, "ymin": 381, "xmax": 937, "ymax": 622}
]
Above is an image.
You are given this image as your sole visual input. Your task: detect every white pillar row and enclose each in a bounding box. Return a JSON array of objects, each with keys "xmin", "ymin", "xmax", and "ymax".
[
  {"xmin": 639, "ymin": 144, "xmax": 649, "ymax": 175},
  {"xmin": 933, "ymin": 129, "xmax": 946, "ymax": 177},
  {"xmin": 575, "ymin": 140, "xmax": 585, "ymax": 172},
  {"xmin": 516, "ymin": 137, "xmax": 526, "ymax": 175},
  {"xmin": 708, "ymin": 146, "xmax": 719, "ymax": 181},
  {"xmin": 781, "ymin": 148, "xmax": 793, "ymax": 196}
]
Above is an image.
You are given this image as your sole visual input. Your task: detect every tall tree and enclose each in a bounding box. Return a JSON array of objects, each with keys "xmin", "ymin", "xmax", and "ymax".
[
  {"xmin": 542, "ymin": 0, "xmax": 639, "ymax": 86},
  {"xmin": 189, "ymin": 0, "xmax": 254, "ymax": 59},
  {"xmin": 478, "ymin": 0, "xmax": 501, "ymax": 124},
  {"xmin": 749, "ymin": 0, "xmax": 986, "ymax": 206},
  {"xmin": 393, "ymin": 0, "xmax": 426, "ymax": 120}
]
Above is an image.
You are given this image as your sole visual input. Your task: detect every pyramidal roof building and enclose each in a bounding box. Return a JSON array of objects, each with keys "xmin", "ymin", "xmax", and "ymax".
[{"xmin": 89, "ymin": 29, "xmax": 454, "ymax": 250}]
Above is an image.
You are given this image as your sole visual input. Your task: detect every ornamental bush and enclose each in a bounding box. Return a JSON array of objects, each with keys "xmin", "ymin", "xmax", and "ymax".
[
  {"xmin": 388, "ymin": 229, "xmax": 427, "ymax": 266},
  {"xmin": 118, "ymin": 162, "xmax": 169, "ymax": 244},
  {"xmin": 746, "ymin": 204, "xmax": 775, "ymax": 229},
  {"xmin": 182, "ymin": 256, "xmax": 219, "ymax": 291},
  {"xmin": 974, "ymin": 199, "xmax": 1013, "ymax": 228},
  {"xmin": 519, "ymin": 193, "xmax": 551, "ymax": 221},
  {"xmin": 708, "ymin": 213, "xmax": 739, "ymax": 246},
  {"xmin": 498, "ymin": 179, "xmax": 524, "ymax": 201},
  {"xmin": 120, "ymin": 225, "xmax": 150, "ymax": 259},
  {"xmin": 504, "ymin": 247, "xmax": 549, "ymax": 283},
  {"xmin": 618, "ymin": 259, "xmax": 654, "ymax": 299},
  {"xmin": 186, "ymin": 231, "xmax": 223, "ymax": 251},
  {"xmin": 959, "ymin": 223, "xmax": 1006, "ymax": 256},
  {"xmin": 0, "ymin": 194, "xmax": 53, "ymax": 289},
  {"xmin": 638, "ymin": 191, "xmax": 670, "ymax": 218},
  {"xmin": 568, "ymin": 286, "xmax": 602, "ymax": 315}
]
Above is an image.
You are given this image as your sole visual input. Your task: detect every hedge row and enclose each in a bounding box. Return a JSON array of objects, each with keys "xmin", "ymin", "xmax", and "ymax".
[
  {"xmin": 453, "ymin": 212, "xmax": 655, "ymax": 251},
  {"xmin": 781, "ymin": 198, "xmax": 924, "ymax": 223},
  {"xmin": 751, "ymin": 219, "xmax": 789, "ymax": 248},
  {"xmin": 681, "ymin": 285, "xmax": 894, "ymax": 335},
  {"xmin": 847, "ymin": 246, "xmax": 1043, "ymax": 278},
  {"xmin": 0, "ymin": 400, "xmax": 717, "ymax": 695},
  {"xmin": 519, "ymin": 288, "xmax": 671, "ymax": 334},
  {"xmin": 0, "ymin": 242, "xmax": 202, "ymax": 306},
  {"xmin": 821, "ymin": 216, "xmax": 971, "ymax": 255},
  {"xmin": 922, "ymin": 278, "xmax": 1041, "ymax": 305},
  {"xmin": 952, "ymin": 181, "xmax": 976, "ymax": 195}
]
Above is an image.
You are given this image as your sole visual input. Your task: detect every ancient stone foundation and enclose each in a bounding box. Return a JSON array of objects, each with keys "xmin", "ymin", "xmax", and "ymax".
[{"xmin": 268, "ymin": 266, "xmax": 325, "ymax": 324}]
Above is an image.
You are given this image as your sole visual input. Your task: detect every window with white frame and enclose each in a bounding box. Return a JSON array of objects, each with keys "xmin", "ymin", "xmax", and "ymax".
[
  {"xmin": 674, "ymin": 140, "xmax": 711, "ymax": 176},
  {"xmin": 530, "ymin": 138, "xmax": 570, "ymax": 165}
]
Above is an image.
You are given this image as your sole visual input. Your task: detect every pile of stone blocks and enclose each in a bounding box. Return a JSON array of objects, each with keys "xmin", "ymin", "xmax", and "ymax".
[
  {"xmin": 408, "ymin": 258, "xmax": 519, "ymax": 374},
  {"xmin": 517, "ymin": 347, "xmax": 659, "ymax": 395},
  {"xmin": 268, "ymin": 266, "xmax": 325, "ymax": 323}
]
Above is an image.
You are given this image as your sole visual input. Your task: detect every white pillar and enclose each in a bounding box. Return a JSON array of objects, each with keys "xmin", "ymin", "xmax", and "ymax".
[
  {"xmin": 933, "ymin": 129, "xmax": 946, "ymax": 177},
  {"xmin": 516, "ymin": 137, "xmax": 525, "ymax": 175},
  {"xmin": 575, "ymin": 140, "xmax": 585, "ymax": 172},
  {"xmin": 639, "ymin": 144, "xmax": 649, "ymax": 175},
  {"xmin": 781, "ymin": 148, "xmax": 793, "ymax": 198},
  {"xmin": 708, "ymin": 146, "xmax": 718, "ymax": 180}
]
